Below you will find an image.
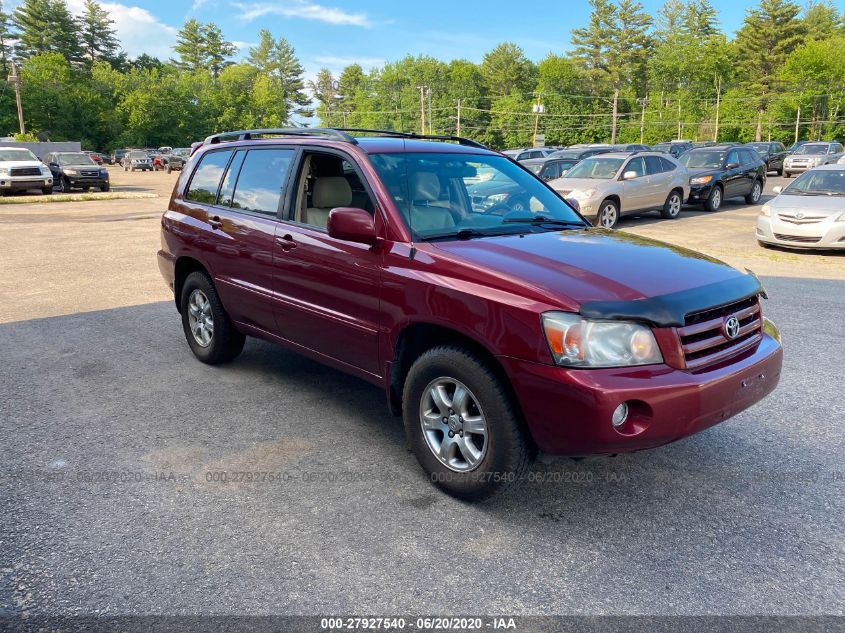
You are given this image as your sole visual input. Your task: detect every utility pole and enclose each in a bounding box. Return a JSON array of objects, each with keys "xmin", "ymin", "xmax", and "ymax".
[
  {"xmin": 610, "ymin": 87, "xmax": 619, "ymax": 144},
  {"xmin": 713, "ymin": 75, "xmax": 721, "ymax": 142},
  {"xmin": 7, "ymin": 61, "xmax": 25, "ymax": 135},
  {"xmin": 427, "ymin": 87, "xmax": 433, "ymax": 135},
  {"xmin": 532, "ymin": 93, "xmax": 544, "ymax": 147},
  {"xmin": 456, "ymin": 99, "xmax": 461, "ymax": 137},
  {"xmin": 794, "ymin": 105, "xmax": 801, "ymax": 144},
  {"xmin": 676, "ymin": 85, "xmax": 682, "ymax": 140},
  {"xmin": 636, "ymin": 97, "xmax": 648, "ymax": 144},
  {"xmin": 417, "ymin": 85, "xmax": 427, "ymax": 135}
]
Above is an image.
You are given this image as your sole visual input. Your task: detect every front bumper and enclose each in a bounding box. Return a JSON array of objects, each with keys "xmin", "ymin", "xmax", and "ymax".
[
  {"xmin": 0, "ymin": 176, "xmax": 53, "ymax": 190},
  {"xmin": 783, "ymin": 162, "xmax": 820, "ymax": 174},
  {"xmin": 688, "ymin": 183, "xmax": 715, "ymax": 202},
  {"xmin": 67, "ymin": 177, "xmax": 109, "ymax": 187},
  {"xmin": 757, "ymin": 215, "xmax": 845, "ymax": 249},
  {"xmin": 498, "ymin": 334, "xmax": 783, "ymax": 455}
]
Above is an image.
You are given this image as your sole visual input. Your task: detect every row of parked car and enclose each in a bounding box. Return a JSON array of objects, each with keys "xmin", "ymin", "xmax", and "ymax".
[
  {"xmin": 0, "ymin": 147, "xmax": 110, "ymax": 194},
  {"xmin": 492, "ymin": 140, "xmax": 845, "ymax": 229},
  {"xmin": 111, "ymin": 147, "xmax": 190, "ymax": 173}
]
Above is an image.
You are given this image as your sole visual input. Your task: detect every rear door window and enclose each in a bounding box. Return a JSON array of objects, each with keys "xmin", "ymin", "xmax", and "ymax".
[
  {"xmin": 644, "ymin": 156, "xmax": 665, "ymax": 175},
  {"xmin": 186, "ymin": 150, "xmax": 233, "ymax": 204},
  {"xmin": 229, "ymin": 148, "xmax": 296, "ymax": 216}
]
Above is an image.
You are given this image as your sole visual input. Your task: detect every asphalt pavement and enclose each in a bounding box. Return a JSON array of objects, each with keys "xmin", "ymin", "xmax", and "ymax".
[{"xmin": 1, "ymin": 275, "xmax": 843, "ymax": 616}]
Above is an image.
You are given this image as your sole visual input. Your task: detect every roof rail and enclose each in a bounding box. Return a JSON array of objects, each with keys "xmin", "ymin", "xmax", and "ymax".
[
  {"xmin": 202, "ymin": 128, "xmax": 358, "ymax": 145},
  {"xmin": 335, "ymin": 128, "xmax": 490, "ymax": 150}
]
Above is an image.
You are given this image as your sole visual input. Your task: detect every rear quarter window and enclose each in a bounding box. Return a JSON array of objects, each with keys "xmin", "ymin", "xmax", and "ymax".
[{"xmin": 185, "ymin": 150, "xmax": 233, "ymax": 204}]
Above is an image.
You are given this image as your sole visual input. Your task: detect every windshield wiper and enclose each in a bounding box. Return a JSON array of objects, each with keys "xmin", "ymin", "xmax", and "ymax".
[
  {"xmin": 422, "ymin": 228, "xmax": 499, "ymax": 241},
  {"xmin": 502, "ymin": 215, "xmax": 585, "ymax": 227}
]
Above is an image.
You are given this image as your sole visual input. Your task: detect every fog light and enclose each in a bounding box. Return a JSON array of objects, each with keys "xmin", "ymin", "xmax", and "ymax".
[{"xmin": 611, "ymin": 403, "xmax": 629, "ymax": 428}]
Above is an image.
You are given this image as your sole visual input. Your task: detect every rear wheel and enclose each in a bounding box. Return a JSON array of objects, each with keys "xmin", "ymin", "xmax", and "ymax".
[
  {"xmin": 660, "ymin": 190, "xmax": 683, "ymax": 219},
  {"xmin": 745, "ymin": 179, "xmax": 763, "ymax": 204},
  {"xmin": 180, "ymin": 272, "xmax": 245, "ymax": 364},
  {"xmin": 703, "ymin": 185, "xmax": 722, "ymax": 212},
  {"xmin": 403, "ymin": 345, "xmax": 533, "ymax": 501},
  {"xmin": 596, "ymin": 199, "xmax": 619, "ymax": 229}
]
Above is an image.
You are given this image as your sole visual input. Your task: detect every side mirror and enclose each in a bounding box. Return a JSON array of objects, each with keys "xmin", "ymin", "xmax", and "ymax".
[
  {"xmin": 725, "ymin": 162, "xmax": 739, "ymax": 169},
  {"xmin": 327, "ymin": 207, "xmax": 378, "ymax": 245},
  {"xmin": 622, "ymin": 170, "xmax": 638, "ymax": 180},
  {"xmin": 772, "ymin": 186, "xmax": 783, "ymax": 194}
]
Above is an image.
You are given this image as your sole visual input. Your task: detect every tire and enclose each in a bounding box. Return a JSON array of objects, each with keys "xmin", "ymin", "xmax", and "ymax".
[
  {"xmin": 41, "ymin": 187, "xmax": 52, "ymax": 195},
  {"xmin": 402, "ymin": 345, "xmax": 533, "ymax": 501},
  {"xmin": 60, "ymin": 177, "xmax": 72, "ymax": 193},
  {"xmin": 784, "ymin": 172, "xmax": 792, "ymax": 179},
  {"xmin": 100, "ymin": 183, "xmax": 110, "ymax": 192},
  {"xmin": 595, "ymin": 198, "xmax": 619, "ymax": 229},
  {"xmin": 166, "ymin": 164, "xmax": 172, "ymax": 174},
  {"xmin": 703, "ymin": 185, "xmax": 722, "ymax": 212},
  {"xmin": 660, "ymin": 190, "xmax": 683, "ymax": 219},
  {"xmin": 776, "ymin": 167, "xmax": 783, "ymax": 176},
  {"xmin": 130, "ymin": 166, "xmax": 135, "ymax": 172},
  {"xmin": 179, "ymin": 271, "xmax": 245, "ymax": 365},
  {"xmin": 745, "ymin": 179, "xmax": 763, "ymax": 204}
]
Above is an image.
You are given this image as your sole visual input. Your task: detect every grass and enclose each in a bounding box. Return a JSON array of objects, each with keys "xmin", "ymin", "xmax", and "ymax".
[{"xmin": 0, "ymin": 191, "xmax": 158, "ymax": 205}]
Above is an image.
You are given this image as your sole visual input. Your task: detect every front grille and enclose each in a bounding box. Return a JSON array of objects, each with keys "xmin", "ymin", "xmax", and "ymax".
[
  {"xmin": 777, "ymin": 213, "xmax": 826, "ymax": 224},
  {"xmin": 11, "ymin": 167, "xmax": 42, "ymax": 176},
  {"xmin": 677, "ymin": 296, "xmax": 763, "ymax": 370},
  {"xmin": 773, "ymin": 233, "xmax": 821, "ymax": 243},
  {"xmin": 79, "ymin": 170, "xmax": 100, "ymax": 178}
]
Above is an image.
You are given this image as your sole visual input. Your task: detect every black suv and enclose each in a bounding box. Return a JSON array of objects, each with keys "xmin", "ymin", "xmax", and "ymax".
[
  {"xmin": 679, "ymin": 145, "xmax": 765, "ymax": 211},
  {"xmin": 745, "ymin": 141, "xmax": 787, "ymax": 176},
  {"xmin": 44, "ymin": 151, "xmax": 110, "ymax": 193},
  {"xmin": 653, "ymin": 141, "xmax": 694, "ymax": 158}
]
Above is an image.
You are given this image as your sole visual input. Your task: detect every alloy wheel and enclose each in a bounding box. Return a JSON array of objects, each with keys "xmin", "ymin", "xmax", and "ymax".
[
  {"xmin": 419, "ymin": 377, "xmax": 488, "ymax": 472},
  {"xmin": 599, "ymin": 203, "xmax": 617, "ymax": 228},
  {"xmin": 711, "ymin": 188, "xmax": 721, "ymax": 210},
  {"xmin": 668, "ymin": 193, "xmax": 681, "ymax": 216},
  {"xmin": 187, "ymin": 289, "xmax": 214, "ymax": 347},
  {"xmin": 751, "ymin": 182, "xmax": 761, "ymax": 203}
]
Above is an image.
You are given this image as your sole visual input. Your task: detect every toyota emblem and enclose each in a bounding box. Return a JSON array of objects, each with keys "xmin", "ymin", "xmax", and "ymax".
[
  {"xmin": 724, "ymin": 316, "xmax": 741, "ymax": 339},
  {"xmin": 795, "ymin": 211, "xmax": 805, "ymax": 219}
]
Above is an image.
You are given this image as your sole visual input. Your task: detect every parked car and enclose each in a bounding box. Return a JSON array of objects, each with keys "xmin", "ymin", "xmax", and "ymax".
[
  {"xmin": 787, "ymin": 141, "xmax": 808, "ymax": 154},
  {"xmin": 549, "ymin": 147, "xmax": 613, "ymax": 161},
  {"xmin": 514, "ymin": 147, "xmax": 557, "ymax": 161},
  {"xmin": 521, "ymin": 156, "xmax": 579, "ymax": 181},
  {"xmin": 745, "ymin": 142, "xmax": 787, "ymax": 175},
  {"xmin": 612, "ymin": 143, "xmax": 651, "ymax": 151},
  {"xmin": 692, "ymin": 141, "xmax": 716, "ymax": 148},
  {"xmin": 0, "ymin": 147, "xmax": 53, "ymax": 195},
  {"xmin": 679, "ymin": 145, "xmax": 766, "ymax": 211},
  {"xmin": 548, "ymin": 151, "xmax": 689, "ymax": 228},
  {"xmin": 44, "ymin": 151, "xmax": 110, "ymax": 192},
  {"xmin": 122, "ymin": 150, "xmax": 153, "ymax": 172},
  {"xmin": 757, "ymin": 165, "xmax": 845, "ymax": 250},
  {"xmin": 154, "ymin": 148, "xmax": 190, "ymax": 173},
  {"xmin": 652, "ymin": 141, "xmax": 694, "ymax": 158},
  {"xmin": 158, "ymin": 127, "xmax": 782, "ymax": 500},
  {"xmin": 83, "ymin": 151, "xmax": 104, "ymax": 165},
  {"xmin": 112, "ymin": 149, "xmax": 129, "ymax": 165},
  {"xmin": 782, "ymin": 142, "xmax": 844, "ymax": 178},
  {"xmin": 158, "ymin": 146, "xmax": 173, "ymax": 154}
]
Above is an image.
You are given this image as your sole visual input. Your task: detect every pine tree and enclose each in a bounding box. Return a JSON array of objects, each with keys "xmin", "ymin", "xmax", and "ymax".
[
  {"xmin": 274, "ymin": 38, "xmax": 311, "ymax": 121},
  {"xmin": 0, "ymin": 0, "xmax": 12, "ymax": 74},
  {"xmin": 802, "ymin": 1, "xmax": 842, "ymax": 40},
  {"xmin": 80, "ymin": 0, "xmax": 119, "ymax": 64},
  {"xmin": 655, "ymin": 0, "xmax": 685, "ymax": 37},
  {"xmin": 202, "ymin": 23, "xmax": 236, "ymax": 78},
  {"xmin": 480, "ymin": 42, "xmax": 536, "ymax": 96},
  {"xmin": 309, "ymin": 68, "xmax": 341, "ymax": 126},
  {"xmin": 13, "ymin": 0, "xmax": 53, "ymax": 58},
  {"xmin": 684, "ymin": 0, "xmax": 719, "ymax": 35},
  {"xmin": 735, "ymin": 0, "xmax": 805, "ymax": 139},
  {"xmin": 173, "ymin": 18, "xmax": 206, "ymax": 71},
  {"xmin": 47, "ymin": 0, "xmax": 82, "ymax": 62},
  {"xmin": 247, "ymin": 29, "xmax": 275, "ymax": 74}
]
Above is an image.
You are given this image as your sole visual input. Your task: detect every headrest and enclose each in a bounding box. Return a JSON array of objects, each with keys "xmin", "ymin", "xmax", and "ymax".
[
  {"xmin": 411, "ymin": 172, "xmax": 440, "ymax": 202},
  {"xmin": 313, "ymin": 177, "xmax": 352, "ymax": 208}
]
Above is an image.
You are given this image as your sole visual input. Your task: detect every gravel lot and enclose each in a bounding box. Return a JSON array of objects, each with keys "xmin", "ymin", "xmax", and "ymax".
[{"xmin": 1, "ymin": 167, "xmax": 843, "ymax": 618}]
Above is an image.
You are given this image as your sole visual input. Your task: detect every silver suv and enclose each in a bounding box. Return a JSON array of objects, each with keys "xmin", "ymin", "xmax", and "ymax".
[
  {"xmin": 783, "ymin": 142, "xmax": 844, "ymax": 178},
  {"xmin": 548, "ymin": 152, "xmax": 689, "ymax": 229}
]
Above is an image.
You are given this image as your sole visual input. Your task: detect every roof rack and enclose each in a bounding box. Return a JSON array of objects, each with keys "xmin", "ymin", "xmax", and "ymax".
[
  {"xmin": 203, "ymin": 128, "xmax": 358, "ymax": 145},
  {"xmin": 335, "ymin": 128, "xmax": 490, "ymax": 150}
]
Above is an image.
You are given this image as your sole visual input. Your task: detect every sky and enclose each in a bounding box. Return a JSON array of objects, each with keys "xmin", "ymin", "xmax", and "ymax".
[{"xmin": 9, "ymin": 0, "xmax": 845, "ymax": 81}]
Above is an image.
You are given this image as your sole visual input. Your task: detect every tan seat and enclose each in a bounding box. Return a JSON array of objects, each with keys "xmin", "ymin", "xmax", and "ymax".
[
  {"xmin": 304, "ymin": 177, "xmax": 352, "ymax": 228},
  {"xmin": 409, "ymin": 172, "xmax": 455, "ymax": 232}
]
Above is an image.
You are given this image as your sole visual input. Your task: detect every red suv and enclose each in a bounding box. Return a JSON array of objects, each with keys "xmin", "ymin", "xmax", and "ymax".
[{"xmin": 158, "ymin": 128, "xmax": 783, "ymax": 500}]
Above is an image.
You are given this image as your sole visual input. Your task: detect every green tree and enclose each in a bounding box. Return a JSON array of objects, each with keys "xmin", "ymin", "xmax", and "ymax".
[
  {"xmin": 79, "ymin": 0, "xmax": 120, "ymax": 64},
  {"xmin": 309, "ymin": 68, "xmax": 341, "ymax": 127},
  {"xmin": 734, "ymin": 0, "xmax": 805, "ymax": 140},
  {"xmin": 13, "ymin": 0, "xmax": 81, "ymax": 61},
  {"xmin": 202, "ymin": 23, "xmax": 236, "ymax": 78},
  {"xmin": 801, "ymin": 1, "xmax": 842, "ymax": 40},
  {"xmin": 0, "ymin": 0, "xmax": 12, "ymax": 74},
  {"xmin": 173, "ymin": 19, "xmax": 205, "ymax": 71},
  {"xmin": 480, "ymin": 42, "xmax": 536, "ymax": 97},
  {"xmin": 246, "ymin": 33, "xmax": 310, "ymax": 123}
]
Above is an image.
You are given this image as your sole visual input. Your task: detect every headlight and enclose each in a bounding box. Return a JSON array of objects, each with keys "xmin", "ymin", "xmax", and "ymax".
[
  {"xmin": 40, "ymin": 166, "xmax": 51, "ymax": 176},
  {"xmin": 0, "ymin": 167, "xmax": 10, "ymax": 176},
  {"xmin": 571, "ymin": 188, "xmax": 597, "ymax": 199},
  {"xmin": 487, "ymin": 192, "xmax": 509, "ymax": 203},
  {"xmin": 541, "ymin": 312, "xmax": 663, "ymax": 367},
  {"xmin": 64, "ymin": 169, "xmax": 77, "ymax": 175},
  {"xmin": 760, "ymin": 204, "xmax": 771, "ymax": 217},
  {"xmin": 99, "ymin": 169, "xmax": 108, "ymax": 176},
  {"xmin": 690, "ymin": 175, "xmax": 713, "ymax": 185}
]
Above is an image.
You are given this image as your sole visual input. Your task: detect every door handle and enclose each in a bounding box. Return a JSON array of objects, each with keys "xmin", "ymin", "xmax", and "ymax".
[
  {"xmin": 209, "ymin": 215, "xmax": 223, "ymax": 229},
  {"xmin": 276, "ymin": 234, "xmax": 297, "ymax": 251}
]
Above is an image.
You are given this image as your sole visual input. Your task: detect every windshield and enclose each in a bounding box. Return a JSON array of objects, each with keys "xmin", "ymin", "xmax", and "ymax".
[
  {"xmin": 526, "ymin": 163, "xmax": 543, "ymax": 174},
  {"xmin": 129, "ymin": 151, "xmax": 148, "ymax": 159},
  {"xmin": 680, "ymin": 151, "xmax": 725, "ymax": 169},
  {"xmin": 549, "ymin": 151, "xmax": 579, "ymax": 159},
  {"xmin": 795, "ymin": 144, "xmax": 828, "ymax": 155},
  {"xmin": 783, "ymin": 169, "xmax": 845, "ymax": 195},
  {"xmin": 57, "ymin": 153, "xmax": 95, "ymax": 165},
  {"xmin": 368, "ymin": 152, "xmax": 584, "ymax": 240},
  {"xmin": 564, "ymin": 157, "xmax": 624, "ymax": 179},
  {"xmin": 173, "ymin": 148, "xmax": 190, "ymax": 157},
  {"xmin": 653, "ymin": 143, "xmax": 671, "ymax": 152},
  {"xmin": 0, "ymin": 149, "xmax": 39, "ymax": 161},
  {"xmin": 747, "ymin": 143, "xmax": 769, "ymax": 153}
]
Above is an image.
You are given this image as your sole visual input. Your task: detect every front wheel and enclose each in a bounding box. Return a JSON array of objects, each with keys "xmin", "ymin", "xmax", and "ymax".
[
  {"xmin": 745, "ymin": 180, "xmax": 763, "ymax": 204},
  {"xmin": 660, "ymin": 190, "xmax": 683, "ymax": 219},
  {"xmin": 60, "ymin": 177, "xmax": 72, "ymax": 193},
  {"xmin": 784, "ymin": 172, "xmax": 792, "ymax": 179},
  {"xmin": 704, "ymin": 185, "xmax": 722, "ymax": 212},
  {"xmin": 180, "ymin": 272, "xmax": 245, "ymax": 364},
  {"xmin": 595, "ymin": 199, "xmax": 620, "ymax": 229},
  {"xmin": 403, "ymin": 346, "xmax": 533, "ymax": 501},
  {"xmin": 100, "ymin": 183, "xmax": 110, "ymax": 192},
  {"xmin": 41, "ymin": 187, "xmax": 52, "ymax": 195}
]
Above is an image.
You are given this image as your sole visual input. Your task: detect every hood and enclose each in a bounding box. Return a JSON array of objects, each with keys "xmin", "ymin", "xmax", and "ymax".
[
  {"xmin": 549, "ymin": 176, "xmax": 611, "ymax": 192},
  {"xmin": 427, "ymin": 229, "xmax": 748, "ymax": 312},
  {"xmin": 685, "ymin": 167, "xmax": 721, "ymax": 177},
  {"xmin": 1, "ymin": 160, "xmax": 46, "ymax": 168},
  {"xmin": 770, "ymin": 193, "xmax": 845, "ymax": 216},
  {"xmin": 467, "ymin": 179, "xmax": 517, "ymax": 196}
]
